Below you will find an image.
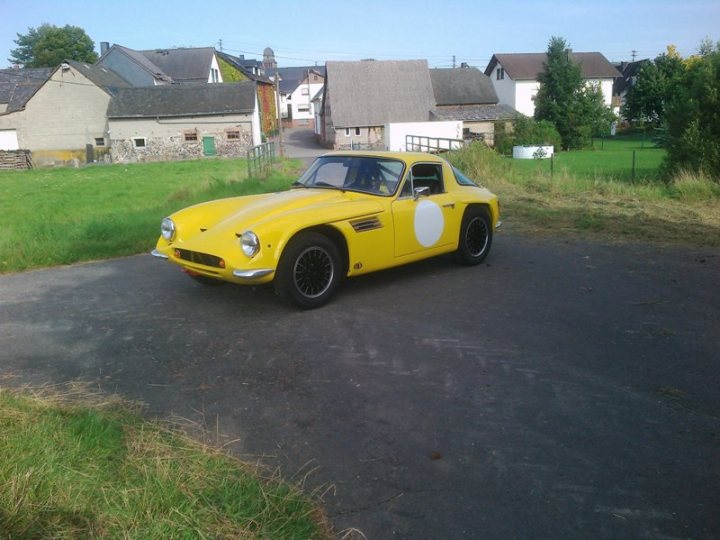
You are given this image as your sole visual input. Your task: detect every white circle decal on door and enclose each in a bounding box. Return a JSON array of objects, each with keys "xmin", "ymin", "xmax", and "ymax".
[{"xmin": 414, "ymin": 200, "xmax": 444, "ymax": 247}]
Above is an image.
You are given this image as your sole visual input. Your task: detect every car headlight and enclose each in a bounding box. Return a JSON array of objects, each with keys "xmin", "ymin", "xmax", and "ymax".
[
  {"xmin": 240, "ymin": 231, "xmax": 260, "ymax": 257},
  {"xmin": 161, "ymin": 217, "xmax": 176, "ymax": 241}
]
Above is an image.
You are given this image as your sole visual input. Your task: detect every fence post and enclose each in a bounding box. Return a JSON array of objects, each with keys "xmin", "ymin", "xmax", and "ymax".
[
  {"xmin": 550, "ymin": 154, "xmax": 554, "ymax": 178},
  {"xmin": 632, "ymin": 150, "xmax": 636, "ymax": 181}
]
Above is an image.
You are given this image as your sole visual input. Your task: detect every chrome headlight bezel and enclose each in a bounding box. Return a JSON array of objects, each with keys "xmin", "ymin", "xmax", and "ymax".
[
  {"xmin": 240, "ymin": 230, "xmax": 260, "ymax": 257},
  {"xmin": 161, "ymin": 217, "xmax": 176, "ymax": 241}
]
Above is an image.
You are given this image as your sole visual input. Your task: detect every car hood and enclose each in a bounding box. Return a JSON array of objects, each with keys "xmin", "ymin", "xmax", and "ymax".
[{"xmin": 196, "ymin": 188, "xmax": 385, "ymax": 235}]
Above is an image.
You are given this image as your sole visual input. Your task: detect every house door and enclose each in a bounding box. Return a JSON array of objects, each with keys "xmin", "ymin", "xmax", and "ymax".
[{"xmin": 202, "ymin": 136, "xmax": 216, "ymax": 156}]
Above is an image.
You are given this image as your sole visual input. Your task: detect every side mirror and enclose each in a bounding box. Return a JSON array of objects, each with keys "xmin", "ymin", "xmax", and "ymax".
[{"xmin": 413, "ymin": 186, "xmax": 430, "ymax": 200}]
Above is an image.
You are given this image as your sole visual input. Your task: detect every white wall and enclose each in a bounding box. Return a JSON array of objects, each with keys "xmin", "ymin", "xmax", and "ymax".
[
  {"xmin": 514, "ymin": 80, "xmax": 541, "ymax": 117},
  {"xmin": 0, "ymin": 129, "xmax": 19, "ymax": 150},
  {"xmin": 384, "ymin": 121, "xmax": 463, "ymax": 152}
]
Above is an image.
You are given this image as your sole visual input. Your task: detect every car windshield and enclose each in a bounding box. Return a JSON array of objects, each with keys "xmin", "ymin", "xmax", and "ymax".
[{"xmin": 295, "ymin": 156, "xmax": 405, "ymax": 196}]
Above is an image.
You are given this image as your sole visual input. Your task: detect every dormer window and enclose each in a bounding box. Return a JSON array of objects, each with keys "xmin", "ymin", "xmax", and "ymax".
[{"xmin": 496, "ymin": 67, "xmax": 505, "ymax": 80}]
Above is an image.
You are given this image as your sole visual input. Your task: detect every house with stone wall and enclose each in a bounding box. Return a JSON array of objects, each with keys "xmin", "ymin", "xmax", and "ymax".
[
  {"xmin": 0, "ymin": 61, "xmax": 128, "ymax": 166},
  {"xmin": 107, "ymin": 82, "xmax": 261, "ymax": 162}
]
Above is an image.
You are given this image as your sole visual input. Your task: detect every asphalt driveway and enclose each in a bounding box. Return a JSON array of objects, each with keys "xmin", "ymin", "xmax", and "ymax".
[{"xmin": 1, "ymin": 233, "xmax": 718, "ymax": 539}]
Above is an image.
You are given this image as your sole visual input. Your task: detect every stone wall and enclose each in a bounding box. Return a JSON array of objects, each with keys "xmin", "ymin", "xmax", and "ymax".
[{"xmin": 110, "ymin": 132, "xmax": 253, "ymax": 163}]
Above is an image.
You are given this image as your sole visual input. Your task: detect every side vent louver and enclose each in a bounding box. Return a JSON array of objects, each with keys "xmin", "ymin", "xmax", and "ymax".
[{"xmin": 350, "ymin": 217, "xmax": 382, "ymax": 232}]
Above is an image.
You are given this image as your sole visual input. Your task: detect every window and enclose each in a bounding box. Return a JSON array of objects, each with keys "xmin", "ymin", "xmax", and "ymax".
[
  {"xmin": 298, "ymin": 105, "xmax": 310, "ymax": 113},
  {"xmin": 354, "ymin": 127, "xmax": 361, "ymax": 136},
  {"xmin": 496, "ymin": 67, "xmax": 504, "ymax": 80},
  {"xmin": 132, "ymin": 137, "xmax": 146, "ymax": 148},
  {"xmin": 301, "ymin": 87, "xmax": 309, "ymax": 95},
  {"xmin": 345, "ymin": 128, "xmax": 351, "ymax": 137},
  {"xmin": 226, "ymin": 130, "xmax": 240, "ymax": 140},
  {"xmin": 184, "ymin": 130, "xmax": 198, "ymax": 142},
  {"xmin": 401, "ymin": 163, "xmax": 444, "ymax": 197},
  {"xmin": 94, "ymin": 138, "xmax": 105, "ymax": 147}
]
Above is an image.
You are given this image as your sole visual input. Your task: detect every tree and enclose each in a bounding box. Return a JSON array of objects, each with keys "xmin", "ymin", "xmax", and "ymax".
[
  {"xmin": 9, "ymin": 24, "xmax": 98, "ymax": 68},
  {"xmin": 663, "ymin": 40, "xmax": 720, "ymax": 181},
  {"xmin": 534, "ymin": 37, "xmax": 614, "ymax": 149},
  {"xmin": 622, "ymin": 46, "xmax": 685, "ymax": 125}
]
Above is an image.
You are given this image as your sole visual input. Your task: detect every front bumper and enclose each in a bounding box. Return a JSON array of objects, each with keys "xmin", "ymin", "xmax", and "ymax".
[{"xmin": 151, "ymin": 248, "xmax": 274, "ymax": 282}]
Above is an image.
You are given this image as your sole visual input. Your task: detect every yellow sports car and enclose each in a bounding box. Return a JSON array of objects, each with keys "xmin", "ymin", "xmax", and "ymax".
[{"xmin": 152, "ymin": 151, "xmax": 500, "ymax": 309}]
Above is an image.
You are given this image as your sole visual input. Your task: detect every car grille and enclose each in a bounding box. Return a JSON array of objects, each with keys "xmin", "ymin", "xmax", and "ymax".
[{"xmin": 174, "ymin": 248, "xmax": 224, "ymax": 268}]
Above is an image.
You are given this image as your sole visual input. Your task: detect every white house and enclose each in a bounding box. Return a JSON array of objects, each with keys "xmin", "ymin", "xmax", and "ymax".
[
  {"xmin": 268, "ymin": 66, "xmax": 325, "ymax": 128},
  {"xmin": 484, "ymin": 51, "xmax": 620, "ymax": 117}
]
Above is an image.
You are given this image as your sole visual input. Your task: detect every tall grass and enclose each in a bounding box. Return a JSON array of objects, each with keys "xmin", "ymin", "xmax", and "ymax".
[
  {"xmin": 0, "ymin": 158, "xmax": 301, "ymax": 273},
  {"xmin": 0, "ymin": 387, "xmax": 330, "ymax": 539},
  {"xmin": 447, "ymin": 143, "xmax": 720, "ymax": 246}
]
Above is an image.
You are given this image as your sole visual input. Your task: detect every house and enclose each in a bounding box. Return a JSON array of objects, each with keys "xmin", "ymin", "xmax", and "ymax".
[
  {"xmin": 612, "ymin": 59, "xmax": 650, "ymax": 116},
  {"xmin": 429, "ymin": 67, "xmax": 519, "ymax": 145},
  {"xmin": 321, "ymin": 60, "xmax": 435, "ymax": 149},
  {"xmin": 106, "ymin": 82, "xmax": 261, "ymax": 162},
  {"xmin": 216, "ymin": 51, "xmax": 277, "ymax": 137},
  {"xmin": 97, "ymin": 44, "xmax": 229, "ymax": 86},
  {"xmin": 484, "ymin": 51, "xmax": 620, "ymax": 117},
  {"xmin": 96, "ymin": 44, "xmax": 173, "ymax": 86},
  {"xmin": 0, "ymin": 61, "xmax": 129, "ymax": 165},
  {"xmin": 0, "ymin": 67, "xmax": 53, "ymax": 149},
  {"xmin": 266, "ymin": 66, "xmax": 325, "ymax": 128}
]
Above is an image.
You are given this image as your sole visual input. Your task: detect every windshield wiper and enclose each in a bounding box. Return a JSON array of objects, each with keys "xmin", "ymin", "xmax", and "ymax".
[
  {"xmin": 313, "ymin": 181, "xmax": 345, "ymax": 192},
  {"xmin": 291, "ymin": 181, "xmax": 307, "ymax": 188}
]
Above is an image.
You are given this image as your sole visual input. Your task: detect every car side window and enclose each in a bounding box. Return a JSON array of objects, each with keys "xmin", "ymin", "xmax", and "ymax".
[{"xmin": 409, "ymin": 163, "xmax": 444, "ymax": 196}]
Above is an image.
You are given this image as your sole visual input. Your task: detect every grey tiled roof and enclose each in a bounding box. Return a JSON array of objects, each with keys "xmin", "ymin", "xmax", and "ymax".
[
  {"xmin": 430, "ymin": 104, "xmax": 521, "ymax": 122},
  {"xmin": 111, "ymin": 45, "xmax": 173, "ymax": 83},
  {"xmin": 430, "ymin": 67, "xmax": 498, "ymax": 105},
  {"xmin": 0, "ymin": 67, "xmax": 52, "ymax": 111},
  {"xmin": 139, "ymin": 47, "xmax": 217, "ymax": 83},
  {"xmin": 485, "ymin": 52, "xmax": 621, "ymax": 80},
  {"xmin": 107, "ymin": 82, "xmax": 256, "ymax": 118},
  {"xmin": 266, "ymin": 66, "xmax": 325, "ymax": 94},
  {"xmin": 326, "ymin": 60, "xmax": 435, "ymax": 127},
  {"xmin": 66, "ymin": 60, "xmax": 131, "ymax": 93}
]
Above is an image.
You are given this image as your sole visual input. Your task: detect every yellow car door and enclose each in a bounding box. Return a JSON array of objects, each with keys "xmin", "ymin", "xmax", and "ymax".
[{"xmin": 391, "ymin": 162, "xmax": 461, "ymax": 258}]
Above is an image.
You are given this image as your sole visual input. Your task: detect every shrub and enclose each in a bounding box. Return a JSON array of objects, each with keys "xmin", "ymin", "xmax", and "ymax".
[{"xmin": 494, "ymin": 117, "xmax": 562, "ymax": 155}]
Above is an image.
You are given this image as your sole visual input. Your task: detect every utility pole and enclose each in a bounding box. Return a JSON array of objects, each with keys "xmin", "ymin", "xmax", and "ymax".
[
  {"xmin": 452, "ymin": 55, "xmax": 456, "ymax": 68},
  {"xmin": 275, "ymin": 70, "xmax": 284, "ymax": 157},
  {"xmin": 218, "ymin": 39, "xmax": 223, "ymax": 52},
  {"xmin": 631, "ymin": 49, "xmax": 637, "ymax": 61}
]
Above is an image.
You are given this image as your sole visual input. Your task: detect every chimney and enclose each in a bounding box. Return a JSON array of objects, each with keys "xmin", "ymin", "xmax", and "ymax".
[
  {"xmin": 565, "ymin": 48, "xmax": 573, "ymax": 60},
  {"xmin": 100, "ymin": 42, "xmax": 110, "ymax": 55},
  {"xmin": 460, "ymin": 62, "xmax": 469, "ymax": 68}
]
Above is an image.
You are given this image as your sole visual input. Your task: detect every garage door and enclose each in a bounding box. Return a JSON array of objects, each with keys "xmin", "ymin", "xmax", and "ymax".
[{"xmin": 0, "ymin": 130, "xmax": 19, "ymax": 150}]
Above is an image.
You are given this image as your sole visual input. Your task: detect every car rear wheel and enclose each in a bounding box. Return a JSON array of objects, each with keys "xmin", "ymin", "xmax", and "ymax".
[
  {"xmin": 455, "ymin": 207, "xmax": 492, "ymax": 265},
  {"xmin": 275, "ymin": 232, "xmax": 342, "ymax": 309}
]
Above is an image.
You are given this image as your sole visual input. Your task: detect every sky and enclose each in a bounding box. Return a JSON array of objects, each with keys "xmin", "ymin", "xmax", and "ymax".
[{"xmin": 0, "ymin": 0, "xmax": 718, "ymax": 70}]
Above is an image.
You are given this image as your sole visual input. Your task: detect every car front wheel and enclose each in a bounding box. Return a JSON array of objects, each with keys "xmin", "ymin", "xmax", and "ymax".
[
  {"xmin": 455, "ymin": 207, "xmax": 492, "ymax": 265},
  {"xmin": 275, "ymin": 232, "xmax": 342, "ymax": 309}
]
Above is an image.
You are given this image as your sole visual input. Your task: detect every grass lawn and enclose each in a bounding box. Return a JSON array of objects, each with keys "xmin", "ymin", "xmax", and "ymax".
[
  {"xmin": 1, "ymin": 145, "xmax": 719, "ymax": 274},
  {"xmin": 507, "ymin": 136, "xmax": 666, "ymax": 182},
  {"xmin": 0, "ymin": 386, "xmax": 330, "ymax": 539},
  {"xmin": 448, "ymin": 141, "xmax": 720, "ymax": 246},
  {"xmin": 0, "ymin": 158, "xmax": 301, "ymax": 273}
]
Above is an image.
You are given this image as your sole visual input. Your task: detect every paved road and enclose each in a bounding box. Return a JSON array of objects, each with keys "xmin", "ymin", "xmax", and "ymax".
[
  {"xmin": 278, "ymin": 127, "xmax": 325, "ymax": 167},
  {"xmin": 1, "ymin": 234, "xmax": 719, "ymax": 539}
]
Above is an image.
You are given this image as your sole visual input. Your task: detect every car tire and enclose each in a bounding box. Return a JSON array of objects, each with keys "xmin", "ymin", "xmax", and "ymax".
[
  {"xmin": 275, "ymin": 232, "xmax": 342, "ymax": 309},
  {"xmin": 455, "ymin": 207, "xmax": 492, "ymax": 266}
]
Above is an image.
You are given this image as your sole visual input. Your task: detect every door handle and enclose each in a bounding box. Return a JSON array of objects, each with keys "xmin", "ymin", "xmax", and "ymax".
[{"xmin": 442, "ymin": 203, "xmax": 455, "ymax": 209}]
